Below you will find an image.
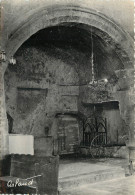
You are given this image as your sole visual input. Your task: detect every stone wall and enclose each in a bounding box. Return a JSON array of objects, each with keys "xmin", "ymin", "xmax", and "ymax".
[
  {"xmin": 4, "ymin": 31, "xmax": 84, "ymax": 156},
  {"xmin": 78, "ymin": 69, "xmax": 134, "ymax": 145},
  {"xmin": 4, "ymin": 44, "xmax": 81, "ymax": 136}
]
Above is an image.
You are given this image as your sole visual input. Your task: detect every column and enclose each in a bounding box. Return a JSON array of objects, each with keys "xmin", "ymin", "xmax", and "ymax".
[
  {"xmin": 127, "ymin": 68, "xmax": 135, "ymax": 172},
  {"xmin": 0, "ymin": 61, "xmax": 9, "ymax": 159}
]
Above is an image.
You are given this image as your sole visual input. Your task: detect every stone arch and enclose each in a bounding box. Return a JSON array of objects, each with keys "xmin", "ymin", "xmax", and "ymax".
[{"xmin": 5, "ymin": 5, "xmax": 133, "ymax": 66}]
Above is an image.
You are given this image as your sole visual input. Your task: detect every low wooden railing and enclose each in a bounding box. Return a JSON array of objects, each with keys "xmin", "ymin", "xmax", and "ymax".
[{"xmin": 84, "ymin": 132, "xmax": 107, "ymax": 146}]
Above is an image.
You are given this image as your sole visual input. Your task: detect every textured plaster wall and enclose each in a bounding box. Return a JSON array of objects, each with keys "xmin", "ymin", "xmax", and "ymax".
[{"xmin": 4, "ymin": 41, "xmax": 83, "ymax": 137}]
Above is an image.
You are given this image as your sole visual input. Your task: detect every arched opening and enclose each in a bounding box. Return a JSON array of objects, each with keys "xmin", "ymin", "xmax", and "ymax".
[
  {"xmin": 3, "ymin": 6, "xmax": 133, "ymax": 194},
  {"xmin": 5, "ymin": 22, "xmax": 129, "ymax": 142},
  {"xmin": 5, "ymin": 6, "xmax": 133, "ymax": 65}
]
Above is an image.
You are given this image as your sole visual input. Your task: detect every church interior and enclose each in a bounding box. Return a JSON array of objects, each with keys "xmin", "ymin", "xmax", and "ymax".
[{"xmin": 0, "ymin": 0, "xmax": 134, "ymax": 194}]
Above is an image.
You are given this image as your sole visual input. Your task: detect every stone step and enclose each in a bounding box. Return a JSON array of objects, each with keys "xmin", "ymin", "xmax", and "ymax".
[
  {"xmin": 59, "ymin": 176, "xmax": 135, "ymax": 195},
  {"xmin": 59, "ymin": 168, "xmax": 125, "ymax": 192}
]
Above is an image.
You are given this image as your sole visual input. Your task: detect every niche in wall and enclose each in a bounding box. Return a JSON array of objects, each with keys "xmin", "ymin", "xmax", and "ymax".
[
  {"xmin": 56, "ymin": 113, "xmax": 79, "ymax": 154},
  {"xmin": 96, "ymin": 101, "xmax": 127, "ymax": 145},
  {"xmin": 15, "ymin": 88, "xmax": 48, "ymax": 136},
  {"xmin": 82, "ymin": 101, "xmax": 127, "ymax": 146}
]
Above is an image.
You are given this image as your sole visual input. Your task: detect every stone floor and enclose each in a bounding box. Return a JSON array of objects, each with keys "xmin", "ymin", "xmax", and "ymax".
[
  {"xmin": 59, "ymin": 157, "xmax": 134, "ymax": 195},
  {"xmin": 60, "ymin": 175, "xmax": 135, "ymax": 195},
  {"xmin": 59, "ymin": 158, "xmax": 127, "ymax": 179}
]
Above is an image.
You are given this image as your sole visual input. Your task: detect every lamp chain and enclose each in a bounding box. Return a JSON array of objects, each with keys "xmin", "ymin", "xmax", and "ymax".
[{"xmin": 91, "ymin": 27, "xmax": 95, "ymax": 82}]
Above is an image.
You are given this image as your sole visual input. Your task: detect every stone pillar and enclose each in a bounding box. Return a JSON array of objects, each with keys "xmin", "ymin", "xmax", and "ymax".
[
  {"xmin": 0, "ymin": 61, "xmax": 9, "ymax": 159},
  {"xmin": 127, "ymin": 84, "xmax": 135, "ymax": 172},
  {"xmin": 113, "ymin": 69, "xmax": 135, "ymax": 173},
  {"xmin": 123, "ymin": 69, "xmax": 135, "ymax": 172}
]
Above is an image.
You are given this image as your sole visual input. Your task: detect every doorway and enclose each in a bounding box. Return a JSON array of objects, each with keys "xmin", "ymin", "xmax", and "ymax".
[{"xmin": 57, "ymin": 114, "xmax": 80, "ymax": 155}]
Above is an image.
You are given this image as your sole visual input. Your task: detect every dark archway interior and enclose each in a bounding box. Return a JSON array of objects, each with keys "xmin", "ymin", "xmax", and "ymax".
[
  {"xmin": 19, "ymin": 24, "xmax": 124, "ymax": 84},
  {"xmin": 10, "ymin": 24, "xmax": 124, "ymax": 88}
]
